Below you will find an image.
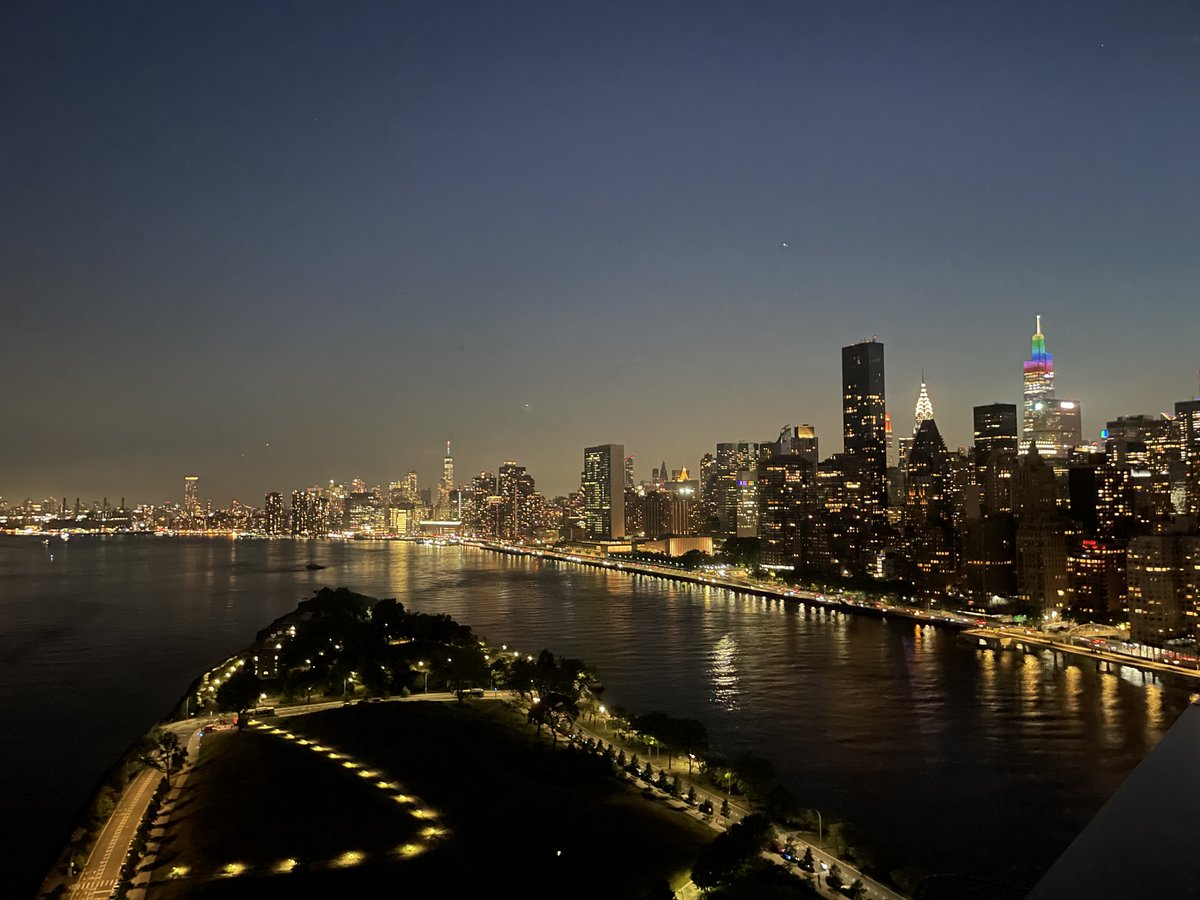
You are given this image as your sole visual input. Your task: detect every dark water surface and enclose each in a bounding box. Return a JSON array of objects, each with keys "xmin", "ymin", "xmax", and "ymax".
[{"xmin": 1, "ymin": 535, "xmax": 1190, "ymax": 895}]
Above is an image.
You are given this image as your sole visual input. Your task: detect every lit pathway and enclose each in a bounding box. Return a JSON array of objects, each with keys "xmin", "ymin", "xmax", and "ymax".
[
  {"xmin": 170, "ymin": 718, "xmax": 451, "ymax": 880},
  {"xmin": 569, "ymin": 717, "xmax": 906, "ymax": 900}
]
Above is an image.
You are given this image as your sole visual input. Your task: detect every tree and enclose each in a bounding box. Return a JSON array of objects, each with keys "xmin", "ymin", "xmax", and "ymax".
[
  {"xmin": 801, "ymin": 846, "xmax": 815, "ymax": 872},
  {"xmin": 527, "ymin": 692, "xmax": 580, "ymax": 745},
  {"xmin": 731, "ymin": 750, "xmax": 776, "ymax": 802},
  {"xmin": 720, "ymin": 797, "xmax": 730, "ymax": 819},
  {"xmin": 686, "ymin": 785, "xmax": 696, "ymax": 805},
  {"xmin": 370, "ymin": 597, "xmax": 405, "ymax": 639},
  {"xmin": 216, "ymin": 667, "xmax": 261, "ymax": 729},
  {"xmin": 446, "ymin": 645, "xmax": 490, "ymax": 702},
  {"xmin": 691, "ymin": 813, "xmax": 771, "ymax": 889},
  {"xmin": 140, "ymin": 730, "xmax": 187, "ymax": 787}
]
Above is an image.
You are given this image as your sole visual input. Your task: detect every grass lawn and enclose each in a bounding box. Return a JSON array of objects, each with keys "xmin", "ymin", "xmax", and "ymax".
[{"xmin": 145, "ymin": 699, "xmax": 715, "ymax": 898}]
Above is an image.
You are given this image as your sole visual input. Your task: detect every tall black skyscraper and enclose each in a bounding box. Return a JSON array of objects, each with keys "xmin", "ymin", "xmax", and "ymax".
[
  {"xmin": 974, "ymin": 403, "xmax": 1019, "ymax": 517},
  {"xmin": 842, "ymin": 339, "xmax": 888, "ymax": 518}
]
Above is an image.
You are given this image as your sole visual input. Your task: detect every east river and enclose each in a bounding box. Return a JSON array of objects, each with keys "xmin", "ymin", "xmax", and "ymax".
[{"xmin": 1, "ymin": 535, "xmax": 1192, "ymax": 895}]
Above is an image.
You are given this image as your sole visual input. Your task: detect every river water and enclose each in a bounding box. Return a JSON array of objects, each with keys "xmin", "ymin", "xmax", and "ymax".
[{"xmin": 1, "ymin": 535, "xmax": 1190, "ymax": 895}]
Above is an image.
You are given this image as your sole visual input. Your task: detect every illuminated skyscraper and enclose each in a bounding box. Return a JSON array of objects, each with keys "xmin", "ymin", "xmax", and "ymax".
[
  {"xmin": 914, "ymin": 379, "xmax": 934, "ymax": 432},
  {"xmin": 498, "ymin": 461, "xmax": 536, "ymax": 540},
  {"xmin": 583, "ymin": 444, "xmax": 625, "ymax": 540},
  {"xmin": 183, "ymin": 475, "xmax": 200, "ymax": 528},
  {"xmin": 264, "ymin": 492, "xmax": 285, "ymax": 535},
  {"xmin": 437, "ymin": 441, "xmax": 454, "ymax": 517},
  {"xmin": 974, "ymin": 403, "xmax": 1018, "ymax": 516},
  {"xmin": 1021, "ymin": 316, "xmax": 1082, "ymax": 459},
  {"xmin": 1175, "ymin": 399, "xmax": 1200, "ymax": 515},
  {"xmin": 842, "ymin": 340, "xmax": 887, "ymax": 509}
]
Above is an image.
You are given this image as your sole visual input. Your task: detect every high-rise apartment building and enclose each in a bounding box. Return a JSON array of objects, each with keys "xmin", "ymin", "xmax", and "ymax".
[
  {"xmin": 183, "ymin": 475, "xmax": 200, "ymax": 528},
  {"xmin": 264, "ymin": 492, "xmax": 285, "ymax": 535},
  {"xmin": 498, "ymin": 461, "xmax": 536, "ymax": 540},
  {"xmin": 842, "ymin": 340, "xmax": 888, "ymax": 516},
  {"xmin": 715, "ymin": 442, "xmax": 760, "ymax": 536},
  {"xmin": 1174, "ymin": 399, "xmax": 1200, "ymax": 515},
  {"xmin": 582, "ymin": 444, "xmax": 625, "ymax": 540},
  {"xmin": 1128, "ymin": 533, "xmax": 1200, "ymax": 645},
  {"xmin": 974, "ymin": 403, "xmax": 1018, "ymax": 516}
]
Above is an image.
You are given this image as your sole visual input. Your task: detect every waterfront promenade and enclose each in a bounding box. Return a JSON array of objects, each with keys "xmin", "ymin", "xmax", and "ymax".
[{"xmin": 469, "ymin": 538, "xmax": 1200, "ymax": 686}]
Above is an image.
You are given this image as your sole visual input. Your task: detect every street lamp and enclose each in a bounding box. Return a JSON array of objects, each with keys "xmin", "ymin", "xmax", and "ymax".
[{"xmin": 417, "ymin": 661, "xmax": 429, "ymax": 693}]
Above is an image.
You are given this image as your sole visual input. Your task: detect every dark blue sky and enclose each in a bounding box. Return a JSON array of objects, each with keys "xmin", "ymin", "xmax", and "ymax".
[{"xmin": 2, "ymin": 1, "xmax": 1198, "ymax": 502}]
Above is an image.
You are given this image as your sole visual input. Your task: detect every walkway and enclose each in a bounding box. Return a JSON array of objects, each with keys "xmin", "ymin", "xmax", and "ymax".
[{"xmin": 565, "ymin": 713, "xmax": 906, "ymax": 900}]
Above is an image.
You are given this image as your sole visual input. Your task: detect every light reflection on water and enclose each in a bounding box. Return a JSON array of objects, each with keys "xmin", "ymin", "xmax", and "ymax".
[
  {"xmin": 1, "ymin": 536, "xmax": 1194, "ymax": 896},
  {"xmin": 710, "ymin": 633, "xmax": 740, "ymax": 710}
]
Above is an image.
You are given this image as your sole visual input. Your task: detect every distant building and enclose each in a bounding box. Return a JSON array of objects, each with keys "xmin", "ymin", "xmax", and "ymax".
[
  {"xmin": 264, "ymin": 492, "xmax": 285, "ymax": 535},
  {"xmin": 974, "ymin": 403, "xmax": 1018, "ymax": 516},
  {"xmin": 498, "ymin": 461, "xmax": 536, "ymax": 540},
  {"xmin": 183, "ymin": 475, "xmax": 200, "ymax": 529},
  {"xmin": 583, "ymin": 444, "xmax": 625, "ymax": 540},
  {"xmin": 1127, "ymin": 532, "xmax": 1200, "ymax": 645},
  {"xmin": 842, "ymin": 339, "xmax": 888, "ymax": 571},
  {"xmin": 1021, "ymin": 316, "xmax": 1082, "ymax": 462},
  {"xmin": 842, "ymin": 340, "xmax": 888, "ymax": 515}
]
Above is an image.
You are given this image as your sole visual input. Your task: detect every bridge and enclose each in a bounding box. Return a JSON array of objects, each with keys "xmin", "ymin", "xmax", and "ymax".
[{"xmin": 961, "ymin": 627, "xmax": 1200, "ymax": 683}]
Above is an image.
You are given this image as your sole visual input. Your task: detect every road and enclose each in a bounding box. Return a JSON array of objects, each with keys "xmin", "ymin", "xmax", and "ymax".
[
  {"xmin": 70, "ymin": 767, "xmax": 160, "ymax": 899},
  {"xmin": 970, "ymin": 627, "xmax": 1200, "ymax": 682},
  {"xmin": 67, "ymin": 722, "xmax": 201, "ymax": 899}
]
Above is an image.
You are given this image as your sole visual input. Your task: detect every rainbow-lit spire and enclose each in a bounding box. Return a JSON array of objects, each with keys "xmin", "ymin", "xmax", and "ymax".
[{"xmin": 1025, "ymin": 314, "xmax": 1053, "ymax": 373}]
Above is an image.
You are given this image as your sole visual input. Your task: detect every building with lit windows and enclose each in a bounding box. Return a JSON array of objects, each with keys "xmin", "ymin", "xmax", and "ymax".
[
  {"xmin": 582, "ymin": 444, "xmax": 625, "ymax": 540},
  {"xmin": 498, "ymin": 461, "xmax": 536, "ymax": 540},
  {"xmin": 715, "ymin": 442, "xmax": 760, "ymax": 536},
  {"xmin": 1021, "ymin": 316, "xmax": 1082, "ymax": 461},
  {"xmin": 183, "ymin": 475, "xmax": 200, "ymax": 529},
  {"xmin": 1174, "ymin": 399, "xmax": 1200, "ymax": 515},
  {"xmin": 264, "ymin": 492, "xmax": 285, "ymax": 535},
  {"xmin": 842, "ymin": 340, "xmax": 888, "ymax": 571},
  {"xmin": 1128, "ymin": 532, "xmax": 1200, "ymax": 645},
  {"xmin": 974, "ymin": 403, "xmax": 1018, "ymax": 517},
  {"xmin": 842, "ymin": 340, "xmax": 888, "ymax": 515},
  {"xmin": 758, "ymin": 427, "xmax": 818, "ymax": 570}
]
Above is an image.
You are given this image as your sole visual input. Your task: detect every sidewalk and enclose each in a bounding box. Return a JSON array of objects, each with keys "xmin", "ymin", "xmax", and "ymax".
[{"xmin": 564, "ymin": 713, "xmax": 905, "ymax": 900}]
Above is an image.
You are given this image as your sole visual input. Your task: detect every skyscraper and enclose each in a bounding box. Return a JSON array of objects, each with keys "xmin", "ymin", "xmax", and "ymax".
[
  {"xmin": 437, "ymin": 441, "xmax": 454, "ymax": 517},
  {"xmin": 183, "ymin": 475, "xmax": 200, "ymax": 529},
  {"xmin": 842, "ymin": 339, "xmax": 887, "ymax": 514},
  {"xmin": 715, "ymin": 442, "xmax": 760, "ymax": 536},
  {"xmin": 498, "ymin": 461, "xmax": 536, "ymax": 540},
  {"xmin": 974, "ymin": 403, "xmax": 1018, "ymax": 516},
  {"xmin": 1021, "ymin": 316, "xmax": 1082, "ymax": 459},
  {"xmin": 264, "ymin": 492, "xmax": 285, "ymax": 535},
  {"xmin": 1175, "ymin": 399, "xmax": 1200, "ymax": 515},
  {"xmin": 914, "ymin": 379, "xmax": 934, "ymax": 433},
  {"xmin": 582, "ymin": 444, "xmax": 625, "ymax": 540}
]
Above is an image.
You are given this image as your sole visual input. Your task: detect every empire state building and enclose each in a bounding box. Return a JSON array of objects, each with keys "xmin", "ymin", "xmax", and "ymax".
[{"xmin": 1021, "ymin": 316, "xmax": 1081, "ymax": 460}]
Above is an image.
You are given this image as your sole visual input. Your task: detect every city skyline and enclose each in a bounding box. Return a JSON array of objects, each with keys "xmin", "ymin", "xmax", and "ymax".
[
  {"xmin": 2, "ymin": 313, "xmax": 1197, "ymax": 503},
  {"xmin": 3, "ymin": 3, "xmax": 1199, "ymax": 500}
]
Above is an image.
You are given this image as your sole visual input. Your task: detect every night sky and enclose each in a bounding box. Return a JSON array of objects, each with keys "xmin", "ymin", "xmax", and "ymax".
[{"xmin": 2, "ymin": 1, "xmax": 1198, "ymax": 502}]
